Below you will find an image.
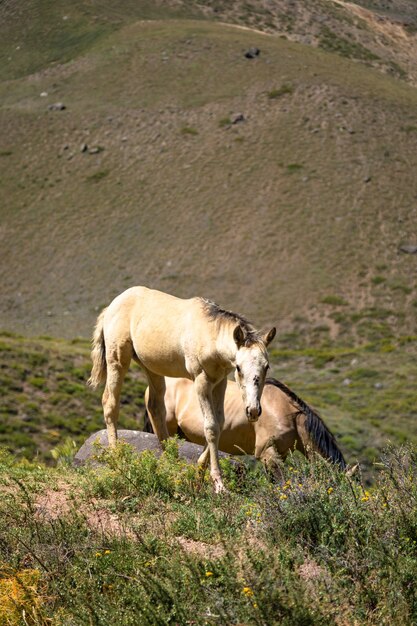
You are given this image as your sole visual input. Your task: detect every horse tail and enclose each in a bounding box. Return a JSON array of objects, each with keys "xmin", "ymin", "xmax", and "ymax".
[
  {"xmin": 87, "ymin": 307, "xmax": 108, "ymax": 388},
  {"xmin": 265, "ymin": 378, "xmax": 346, "ymax": 470},
  {"xmin": 143, "ymin": 408, "xmax": 154, "ymax": 433}
]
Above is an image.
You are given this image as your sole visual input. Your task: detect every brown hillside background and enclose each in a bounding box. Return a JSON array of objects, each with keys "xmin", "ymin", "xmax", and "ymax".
[{"xmin": 1, "ymin": 0, "xmax": 417, "ymax": 340}]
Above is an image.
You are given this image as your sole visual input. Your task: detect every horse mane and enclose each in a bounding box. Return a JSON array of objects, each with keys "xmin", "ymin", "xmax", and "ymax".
[
  {"xmin": 201, "ymin": 299, "xmax": 262, "ymax": 346},
  {"xmin": 265, "ymin": 378, "xmax": 346, "ymax": 469}
]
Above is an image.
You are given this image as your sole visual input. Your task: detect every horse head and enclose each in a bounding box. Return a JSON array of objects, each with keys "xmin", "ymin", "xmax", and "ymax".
[{"xmin": 233, "ymin": 325, "xmax": 276, "ymax": 422}]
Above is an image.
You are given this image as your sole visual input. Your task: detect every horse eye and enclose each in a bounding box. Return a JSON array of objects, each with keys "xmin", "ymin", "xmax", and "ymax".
[
  {"xmin": 265, "ymin": 365, "xmax": 269, "ymax": 372},
  {"xmin": 236, "ymin": 365, "xmax": 241, "ymax": 374}
]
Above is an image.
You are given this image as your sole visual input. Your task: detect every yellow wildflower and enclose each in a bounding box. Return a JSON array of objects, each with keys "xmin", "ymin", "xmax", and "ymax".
[
  {"xmin": 361, "ymin": 490, "xmax": 370, "ymax": 502},
  {"xmin": 95, "ymin": 552, "xmax": 102, "ymax": 557},
  {"xmin": 280, "ymin": 494, "xmax": 287, "ymax": 500},
  {"xmin": 104, "ymin": 550, "xmax": 111, "ymax": 555},
  {"xmin": 205, "ymin": 571, "xmax": 213, "ymax": 577},
  {"xmin": 327, "ymin": 487, "xmax": 333, "ymax": 495},
  {"xmin": 242, "ymin": 586, "xmax": 254, "ymax": 597}
]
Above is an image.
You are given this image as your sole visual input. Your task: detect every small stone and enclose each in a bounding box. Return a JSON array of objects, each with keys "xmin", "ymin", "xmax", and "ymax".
[
  {"xmin": 80, "ymin": 143, "xmax": 88, "ymax": 153},
  {"xmin": 88, "ymin": 147, "xmax": 101, "ymax": 154},
  {"xmin": 48, "ymin": 102, "xmax": 66, "ymax": 111},
  {"xmin": 244, "ymin": 47, "xmax": 260, "ymax": 59},
  {"xmin": 364, "ymin": 176, "xmax": 372, "ymax": 183},
  {"xmin": 342, "ymin": 378, "xmax": 351, "ymax": 386},
  {"xmin": 374, "ymin": 382, "xmax": 383, "ymax": 390},
  {"xmin": 231, "ymin": 113, "xmax": 245, "ymax": 124},
  {"xmin": 399, "ymin": 244, "xmax": 417, "ymax": 254},
  {"xmin": 40, "ymin": 91, "xmax": 48, "ymax": 97}
]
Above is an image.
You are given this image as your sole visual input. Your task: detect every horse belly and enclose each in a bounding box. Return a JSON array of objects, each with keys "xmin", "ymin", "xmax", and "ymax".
[
  {"xmin": 137, "ymin": 349, "xmax": 190, "ymax": 378},
  {"xmin": 132, "ymin": 310, "xmax": 190, "ymax": 377}
]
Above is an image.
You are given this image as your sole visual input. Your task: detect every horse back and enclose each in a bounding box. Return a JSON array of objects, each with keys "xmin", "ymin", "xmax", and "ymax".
[{"xmin": 104, "ymin": 287, "xmax": 211, "ymax": 377}]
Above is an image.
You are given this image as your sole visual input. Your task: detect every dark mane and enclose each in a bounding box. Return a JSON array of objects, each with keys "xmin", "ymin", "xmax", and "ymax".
[
  {"xmin": 201, "ymin": 299, "xmax": 262, "ymax": 347},
  {"xmin": 265, "ymin": 378, "xmax": 346, "ymax": 469}
]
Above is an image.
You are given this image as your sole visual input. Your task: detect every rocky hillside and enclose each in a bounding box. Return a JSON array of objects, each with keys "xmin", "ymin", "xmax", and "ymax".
[{"xmin": 0, "ymin": 2, "xmax": 416, "ymax": 340}]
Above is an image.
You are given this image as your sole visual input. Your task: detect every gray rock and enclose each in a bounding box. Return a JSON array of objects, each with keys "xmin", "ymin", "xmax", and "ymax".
[
  {"xmin": 48, "ymin": 102, "xmax": 66, "ymax": 111},
  {"xmin": 231, "ymin": 114, "xmax": 245, "ymax": 124},
  {"xmin": 244, "ymin": 47, "xmax": 260, "ymax": 59},
  {"xmin": 399, "ymin": 244, "xmax": 417, "ymax": 254},
  {"xmin": 80, "ymin": 143, "xmax": 88, "ymax": 153},
  {"xmin": 73, "ymin": 429, "xmax": 232, "ymax": 467}
]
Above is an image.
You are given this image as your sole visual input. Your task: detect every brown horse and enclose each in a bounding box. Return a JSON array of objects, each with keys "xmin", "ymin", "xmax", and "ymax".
[
  {"xmin": 88, "ymin": 286, "xmax": 275, "ymax": 492},
  {"xmin": 145, "ymin": 376, "xmax": 346, "ymax": 473}
]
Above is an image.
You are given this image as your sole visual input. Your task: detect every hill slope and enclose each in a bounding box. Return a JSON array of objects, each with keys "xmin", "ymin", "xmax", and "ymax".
[
  {"xmin": 0, "ymin": 5, "xmax": 417, "ymax": 340},
  {"xmin": 2, "ymin": 331, "xmax": 417, "ymax": 480}
]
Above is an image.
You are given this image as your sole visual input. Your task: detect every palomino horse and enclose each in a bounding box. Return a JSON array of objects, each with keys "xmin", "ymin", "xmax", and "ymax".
[
  {"xmin": 88, "ymin": 286, "xmax": 276, "ymax": 492},
  {"xmin": 145, "ymin": 376, "xmax": 346, "ymax": 473}
]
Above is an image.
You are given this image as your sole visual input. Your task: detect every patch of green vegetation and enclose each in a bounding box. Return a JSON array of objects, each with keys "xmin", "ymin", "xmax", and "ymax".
[
  {"xmin": 348, "ymin": 367, "xmax": 379, "ymax": 380},
  {"xmin": 86, "ymin": 169, "xmax": 110, "ymax": 183},
  {"xmin": 286, "ymin": 163, "xmax": 303, "ymax": 172},
  {"xmin": 180, "ymin": 126, "xmax": 199, "ymax": 136},
  {"xmin": 371, "ymin": 275, "xmax": 386, "ymax": 285},
  {"xmin": 389, "ymin": 282, "xmax": 412, "ymax": 295},
  {"xmin": 321, "ymin": 295, "xmax": 348, "ymax": 306},
  {"xmin": 0, "ymin": 150, "xmax": 12, "ymax": 157},
  {"xmin": 267, "ymin": 84, "xmax": 294, "ymax": 99},
  {"xmin": 319, "ymin": 26, "xmax": 380, "ymax": 62},
  {"xmin": 219, "ymin": 116, "xmax": 232, "ymax": 127},
  {"xmin": 402, "ymin": 125, "xmax": 417, "ymax": 133}
]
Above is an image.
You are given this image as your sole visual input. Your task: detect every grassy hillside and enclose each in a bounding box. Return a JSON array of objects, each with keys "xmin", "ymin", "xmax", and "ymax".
[
  {"xmin": 1, "ymin": 442, "xmax": 417, "ymax": 624},
  {"xmin": 1, "ymin": 331, "xmax": 417, "ymax": 480},
  {"xmin": 0, "ymin": 333, "xmax": 146, "ymax": 461},
  {"xmin": 0, "ymin": 6, "xmax": 417, "ymax": 339}
]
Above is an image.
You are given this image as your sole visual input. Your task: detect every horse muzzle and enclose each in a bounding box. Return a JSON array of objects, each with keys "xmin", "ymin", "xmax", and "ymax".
[{"xmin": 246, "ymin": 404, "xmax": 262, "ymax": 422}]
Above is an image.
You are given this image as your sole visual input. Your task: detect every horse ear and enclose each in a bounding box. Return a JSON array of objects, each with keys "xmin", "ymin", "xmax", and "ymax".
[
  {"xmin": 233, "ymin": 324, "xmax": 245, "ymax": 348},
  {"xmin": 263, "ymin": 327, "xmax": 276, "ymax": 346}
]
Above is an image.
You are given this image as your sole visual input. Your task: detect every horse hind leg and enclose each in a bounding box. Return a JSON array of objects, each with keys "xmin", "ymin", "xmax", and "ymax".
[
  {"xmin": 144, "ymin": 370, "xmax": 170, "ymax": 442},
  {"xmin": 102, "ymin": 341, "xmax": 132, "ymax": 447}
]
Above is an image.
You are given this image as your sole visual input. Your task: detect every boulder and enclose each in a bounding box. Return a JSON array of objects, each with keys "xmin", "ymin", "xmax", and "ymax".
[
  {"xmin": 73, "ymin": 429, "xmax": 231, "ymax": 467},
  {"xmin": 244, "ymin": 47, "xmax": 260, "ymax": 59}
]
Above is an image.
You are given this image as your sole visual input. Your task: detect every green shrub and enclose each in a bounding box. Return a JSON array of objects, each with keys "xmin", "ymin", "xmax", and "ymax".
[
  {"xmin": 321, "ymin": 295, "xmax": 348, "ymax": 306},
  {"xmin": 180, "ymin": 126, "xmax": 199, "ymax": 136},
  {"xmin": 267, "ymin": 84, "xmax": 294, "ymax": 99}
]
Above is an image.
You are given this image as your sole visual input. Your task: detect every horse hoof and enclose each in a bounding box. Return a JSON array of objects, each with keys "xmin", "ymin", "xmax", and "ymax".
[{"xmin": 213, "ymin": 479, "xmax": 227, "ymax": 494}]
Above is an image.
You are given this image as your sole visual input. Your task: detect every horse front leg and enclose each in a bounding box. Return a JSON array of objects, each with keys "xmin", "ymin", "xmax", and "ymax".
[
  {"xmin": 194, "ymin": 372, "xmax": 225, "ymax": 494},
  {"xmin": 257, "ymin": 440, "xmax": 284, "ymax": 481}
]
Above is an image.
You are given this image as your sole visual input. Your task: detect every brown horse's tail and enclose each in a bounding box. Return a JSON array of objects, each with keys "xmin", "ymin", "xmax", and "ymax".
[
  {"xmin": 87, "ymin": 308, "xmax": 108, "ymax": 389},
  {"xmin": 265, "ymin": 378, "xmax": 346, "ymax": 470}
]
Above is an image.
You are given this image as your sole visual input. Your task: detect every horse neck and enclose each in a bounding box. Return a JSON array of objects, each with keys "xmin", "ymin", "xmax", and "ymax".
[{"xmin": 215, "ymin": 323, "xmax": 238, "ymax": 366}]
